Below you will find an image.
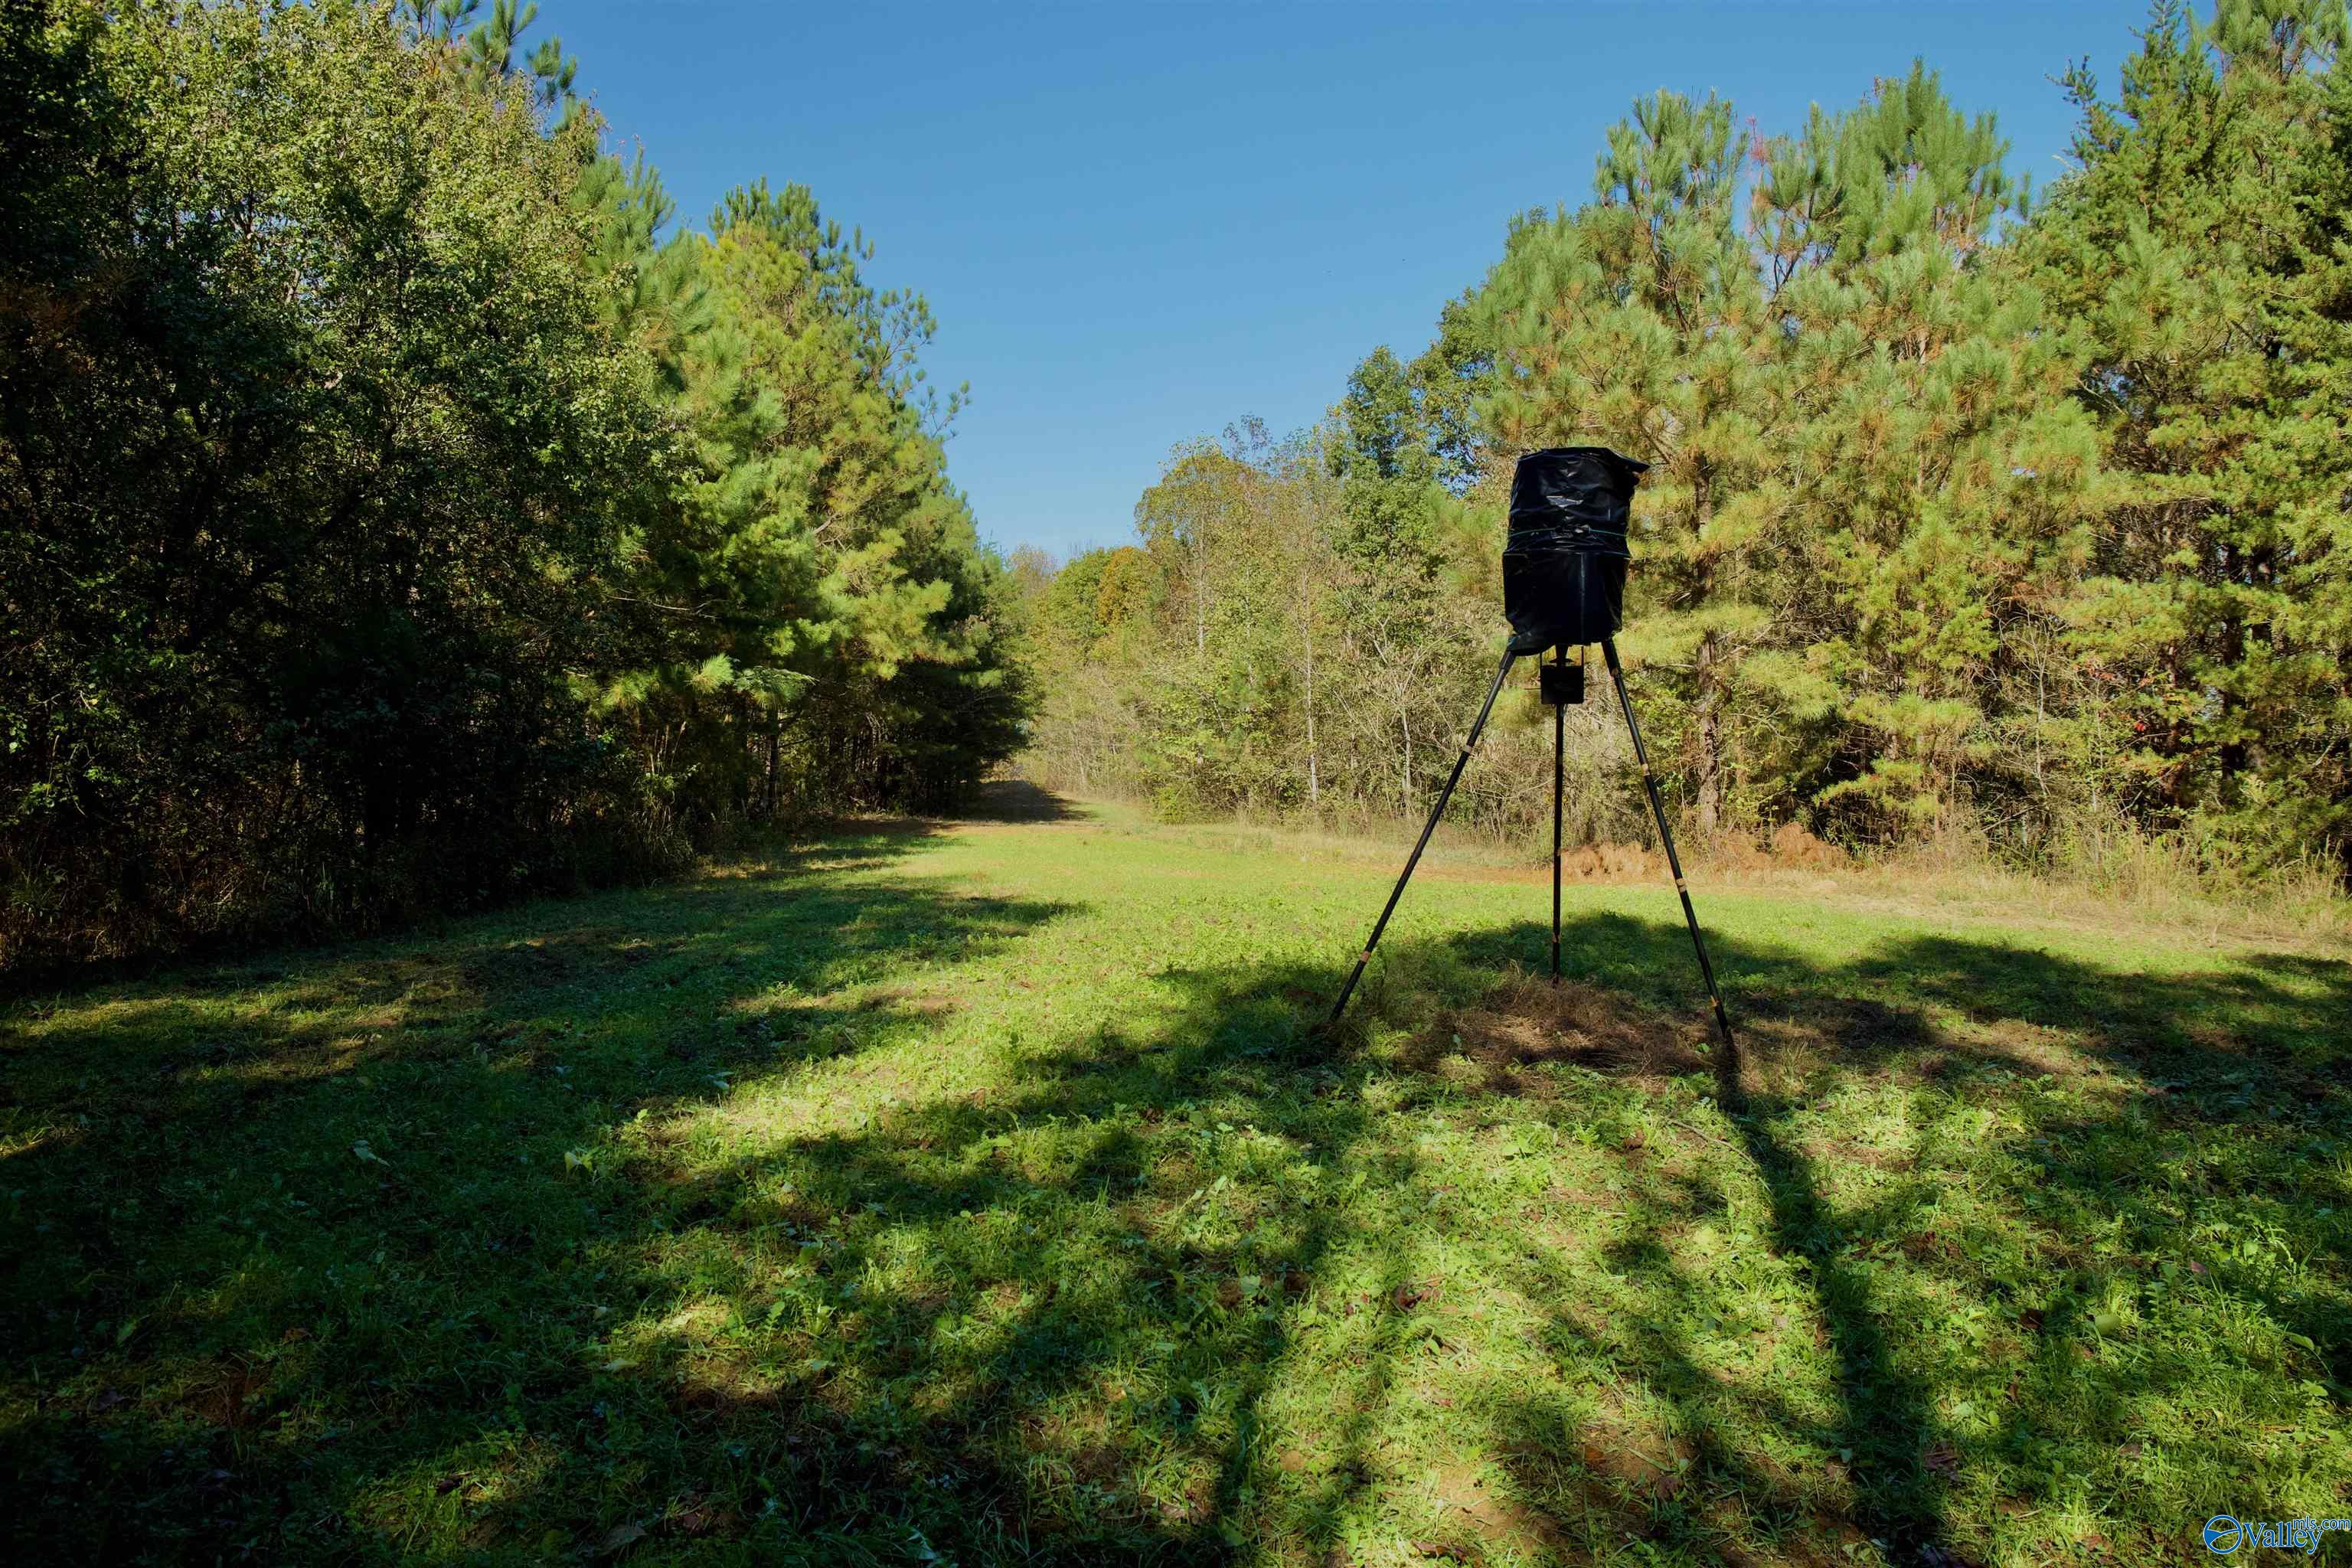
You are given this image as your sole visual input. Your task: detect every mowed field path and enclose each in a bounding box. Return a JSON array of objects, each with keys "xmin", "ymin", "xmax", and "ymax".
[{"xmin": 4, "ymin": 788, "xmax": 2347, "ymax": 1566}]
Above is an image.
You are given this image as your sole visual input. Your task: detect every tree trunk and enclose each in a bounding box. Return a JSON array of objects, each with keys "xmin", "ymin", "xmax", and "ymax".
[
  {"xmin": 1689, "ymin": 468, "xmax": 1726, "ymax": 837},
  {"xmin": 1693, "ymin": 630, "xmax": 1725, "ymax": 835},
  {"xmin": 1194, "ymin": 541, "xmax": 1209, "ymax": 658},
  {"xmin": 1302, "ymin": 576, "xmax": 1319, "ymax": 808},
  {"xmin": 1401, "ymin": 710, "xmax": 1413, "ymax": 814}
]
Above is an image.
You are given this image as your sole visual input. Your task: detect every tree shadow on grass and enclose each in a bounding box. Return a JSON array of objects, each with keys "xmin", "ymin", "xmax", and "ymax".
[
  {"xmin": 522, "ymin": 911, "xmax": 2346, "ymax": 1565},
  {"xmin": 0, "ymin": 834, "xmax": 1074, "ymax": 1564},
  {"xmin": 580, "ymin": 954, "xmax": 1414, "ymax": 1563},
  {"xmin": 954, "ymin": 779, "xmax": 1092, "ymax": 825},
  {"xmin": 1426, "ymin": 912, "xmax": 2350, "ymax": 1566},
  {"xmin": 2, "ymin": 873, "xmax": 2346, "ymax": 1566}
]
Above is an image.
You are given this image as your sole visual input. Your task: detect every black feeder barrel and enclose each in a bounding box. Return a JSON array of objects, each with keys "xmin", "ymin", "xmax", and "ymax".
[{"xmin": 1503, "ymin": 446, "xmax": 1647, "ymax": 655}]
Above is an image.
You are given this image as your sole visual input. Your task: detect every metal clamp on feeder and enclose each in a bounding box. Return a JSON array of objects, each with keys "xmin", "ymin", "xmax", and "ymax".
[{"xmin": 1328, "ymin": 446, "xmax": 1736, "ymax": 1056}]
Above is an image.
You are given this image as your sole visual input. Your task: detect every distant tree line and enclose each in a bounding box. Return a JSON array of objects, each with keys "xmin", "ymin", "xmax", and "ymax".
[
  {"xmin": 1016, "ymin": 0, "xmax": 2352, "ymax": 888},
  {"xmin": 0, "ymin": 0, "xmax": 1031, "ymax": 969}
]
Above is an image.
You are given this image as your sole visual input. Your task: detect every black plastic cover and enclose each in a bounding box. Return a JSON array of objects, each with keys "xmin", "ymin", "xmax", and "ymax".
[
  {"xmin": 1508, "ymin": 446, "xmax": 1646, "ymax": 544},
  {"xmin": 1502, "ymin": 447, "xmax": 1647, "ymax": 653}
]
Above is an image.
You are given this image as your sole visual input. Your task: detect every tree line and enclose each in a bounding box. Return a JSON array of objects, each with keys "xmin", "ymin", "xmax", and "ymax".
[
  {"xmin": 1015, "ymin": 0, "xmax": 2352, "ymax": 889},
  {"xmin": 0, "ymin": 0, "xmax": 1031, "ymax": 969}
]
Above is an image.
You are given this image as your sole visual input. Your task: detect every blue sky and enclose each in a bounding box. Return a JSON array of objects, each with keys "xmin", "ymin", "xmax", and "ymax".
[{"xmin": 548, "ymin": 0, "xmax": 2156, "ymax": 560}]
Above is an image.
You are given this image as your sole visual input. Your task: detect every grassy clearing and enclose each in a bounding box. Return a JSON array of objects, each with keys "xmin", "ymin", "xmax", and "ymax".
[
  {"xmin": 3, "ymin": 785, "xmax": 2347, "ymax": 1566},
  {"xmin": 1152, "ymin": 800, "xmax": 2352, "ymax": 957}
]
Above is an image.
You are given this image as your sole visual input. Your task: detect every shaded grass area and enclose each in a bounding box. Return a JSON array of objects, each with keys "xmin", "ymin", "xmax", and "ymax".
[{"xmin": 2, "ymin": 789, "xmax": 2348, "ymax": 1565}]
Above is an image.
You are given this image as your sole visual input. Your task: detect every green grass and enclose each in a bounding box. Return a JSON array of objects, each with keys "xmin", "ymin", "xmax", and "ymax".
[{"xmin": 4, "ymin": 785, "xmax": 2348, "ymax": 1566}]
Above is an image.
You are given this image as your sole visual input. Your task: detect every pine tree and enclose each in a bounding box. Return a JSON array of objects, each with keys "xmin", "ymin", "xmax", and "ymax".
[
  {"xmin": 397, "ymin": 0, "xmax": 577, "ymax": 111},
  {"xmin": 2018, "ymin": 0, "xmax": 2352, "ymax": 874},
  {"xmin": 1476, "ymin": 73, "xmax": 2096, "ymax": 843},
  {"xmin": 1480, "ymin": 90, "xmax": 1787, "ymax": 835},
  {"xmin": 1769, "ymin": 65, "xmax": 2098, "ymax": 838}
]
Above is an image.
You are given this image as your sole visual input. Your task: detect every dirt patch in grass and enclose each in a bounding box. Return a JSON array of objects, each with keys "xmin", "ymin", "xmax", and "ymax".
[
  {"xmin": 1407, "ymin": 978, "xmax": 1713, "ymax": 1093},
  {"xmin": 169, "ymin": 1354, "xmax": 285, "ymax": 1432},
  {"xmin": 1405, "ymin": 976, "xmax": 1980, "ymax": 1103},
  {"xmin": 1423, "ymin": 1458, "xmax": 1572, "ymax": 1561},
  {"xmin": 1572, "ymin": 1425, "xmax": 1699, "ymax": 1501}
]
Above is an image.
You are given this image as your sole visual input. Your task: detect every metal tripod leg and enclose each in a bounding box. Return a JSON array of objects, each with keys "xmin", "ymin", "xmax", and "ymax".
[
  {"xmin": 1328, "ymin": 647, "xmax": 1520, "ymax": 1025},
  {"xmin": 1550, "ymin": 646, "xmax": 1564, "ymax": 986},
  {"xmin": 1600, "ymin": 638, "xmax": 1736, "ymax": 1050}
]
